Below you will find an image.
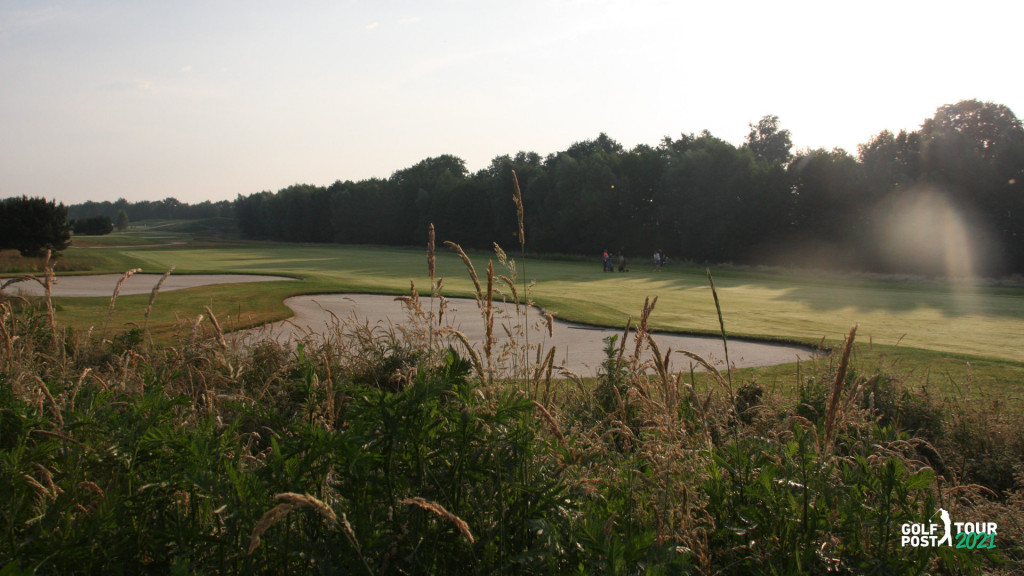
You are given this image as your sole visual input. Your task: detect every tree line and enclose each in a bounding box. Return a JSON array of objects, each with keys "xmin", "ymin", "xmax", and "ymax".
[
  {"xmin": 235, "ymin": 100, "xmax": 1024, "ymax": 276},
  {"xmin": 68, "ymin": 197, "xmax": 233, "ymax": 223}
]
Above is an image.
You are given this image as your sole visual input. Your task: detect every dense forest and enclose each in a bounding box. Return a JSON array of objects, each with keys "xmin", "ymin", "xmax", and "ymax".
[{"xmin": 232, "ymin": 100, "xmax": 1024, "ymax": 276}]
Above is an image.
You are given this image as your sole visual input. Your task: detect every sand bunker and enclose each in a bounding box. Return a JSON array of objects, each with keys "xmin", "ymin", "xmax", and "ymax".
[
  {"xmin": 2, "ymin": 275, "xmax": 819, "ymax": 375},
  {"xmin": 247, "ymin": 294, "xmax": 820, "ymax": 376},
  {"xmin": 2, "ymin": 273, "xmax": 294, "ymax": 298}
]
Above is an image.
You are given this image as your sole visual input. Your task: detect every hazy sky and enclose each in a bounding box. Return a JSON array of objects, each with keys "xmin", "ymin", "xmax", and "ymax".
[{"xmin": 2, "ymin": 1, "xmax": 1021, "ymax": 205}]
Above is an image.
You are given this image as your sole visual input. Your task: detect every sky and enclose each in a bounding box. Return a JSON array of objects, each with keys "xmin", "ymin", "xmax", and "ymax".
[{"xmin": 1, "ymin": 0, "xmax": 1022, "ymax": 206}]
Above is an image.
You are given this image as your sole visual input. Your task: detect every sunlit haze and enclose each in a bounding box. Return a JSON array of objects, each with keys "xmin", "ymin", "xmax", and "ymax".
[{"xmin": 2, "ymin": 0, "xmax": 1021, "ymax": 205}]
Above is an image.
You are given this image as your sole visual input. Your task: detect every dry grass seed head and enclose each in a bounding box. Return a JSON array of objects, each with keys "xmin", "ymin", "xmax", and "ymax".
[
  {"xmin": 203, "ymin": 306, "xmax": 228, "ymax": 352},
  {"xmin": 532, "ymin": 400, "xmax": 572, "ymax": 457},
  {"xmin": 189, "ymin": 314, "xmax": 205, "ymax": 342},
  {"xmin": 67, "ymin": 367, "xmax": 92, "ymax": 411},
  {"xmin": 401, "ymin": 497, "xmax": 475, "ymax": 544},
  {"xmin": 34, "ymin": 463, "xmax": 59, "ymax": 499},
  {"xmin": 436, "ymin": 293, "xmax": 448, "ymax": 325},
  {"xmin": 493, "ymin": 242, "xmax": 507, "ymax": 267},
  {"xmin": 77, "ymin": 481, "xmax": 104, "ymax": 498},
  {"xmin": 617, "ymin": 316, "xmax": 632, "ymax": 366},
  {"xmin": 823, "ymin": 324, "xmax": 858, "ymax": 453},
  {"xmin": 248, "ymin": 503, "xmax": 297, "ymax": 554},
  {"xmin": 34, "ymin": 375, "xmax": 63, "ymax": 428},
  {"xmin": 274, "ymin": 492, "xmax": 338, "ymax": 525},
  {"xmin": 427, "ymin": 223, "xmax": 436, "ymax": 284},
  {"xmin": 448, "ymin": 328, "xmax": 486, "ymax": 381},
  {"xmin": 41, "ymin": 254, "xmax": 59, "ymax": 348},
  {"xmin": 339, "ymin": 511, "xmax": 361, "ymax": 553},
  {"xmin": 444, "ymin": 241, "xmax": 482, "ymax": 302},
  {"xmin": 0, "ymin": 302, "xmax": 13, "ymax": 361},
  {"xmin": 395, "ymin": 281, "xmax": 425, "ymax": 317},
  {"xmin": 498, "ymin": 276, "xmax": 519, "ymax": 307},
  {"xmin": 22, "ymin": 473, "xmax": 52, "ymax": 501},
  {"xmin": 512, "ymin": 170, "xmax": 525, "ymax": 249},
  {"xmin": 676, "ymin": 350, "xmax": 730, "ymax": 397},
  {"xmin": 0, "ymin": 276, "xmax": 32, "ymax": 293},
  {"xmin": 108, "ymin": 268, "xmax": 142, "ymax": 316},
  {"xmin": 532, "ymin": 346, "xmax": 556, "ymax": 388},
  {"xmin": 632, "ymin": 296, "xmax": 657, "ymax": 363},
  {"xmin": 646, "ymin": 335, "xmax": 673, "ymax": 404},
  {"xmin": 248, "ymin": 492, "xmax": 339, "ymax": 554},
  {"xmin": 145, "ymin": 267, "xmax": 174, "ymax": 323},
  {"xmin": 483, "ymin": 261, "xmax": 495, "ymax": 364}
]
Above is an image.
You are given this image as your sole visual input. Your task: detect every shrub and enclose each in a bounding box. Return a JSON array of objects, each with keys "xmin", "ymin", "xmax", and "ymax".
[{"xmin": 71, "ymin": 215, "xmax": 114, "ymax": 236}]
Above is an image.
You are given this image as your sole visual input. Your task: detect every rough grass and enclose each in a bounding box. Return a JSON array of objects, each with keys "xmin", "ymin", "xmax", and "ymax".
[{"xmin": 65, "ymin": 232, "xmax": 173, "ymax": 248}]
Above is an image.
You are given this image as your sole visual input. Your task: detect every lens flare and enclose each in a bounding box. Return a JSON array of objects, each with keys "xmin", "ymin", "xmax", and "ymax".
[{"xmin": 874, "ymin": 186, "xmax": 979, "ymax": 279}]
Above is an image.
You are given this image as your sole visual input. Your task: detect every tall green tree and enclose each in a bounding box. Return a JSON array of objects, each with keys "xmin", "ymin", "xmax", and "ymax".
[
  {"xmin": 0, "ymin": 196, "xmax": 72, "ymax": 256},
  {"xmin": 857, "ymin": 129, "xmax": 920, "ymax": 197},
  {"xmin": 788, "ymin": 148, "xmax": 869, "ymax": 267},
  {"xmin": 115, "ymin": 209, "xmax": 130, "ymax": 231},
  {"xmin": 619, "ymin": 143, "xmax": 665, "ymax": 250},
  {"xmin": 922, "ymin": 100, "xmax": 1023, "ymax": 162},
  {"xmin": 656, "ymin": 131, "xmax": 773, "ymax": 263},
  {"xmin": 919, "ymin": 100, "xmax": 1024, "ymax": 273},
  {"xmin": 743, "ymin": 115, "xmax": 793, "ymax": 166},
  {"xmin": 389, "ymin": 155, "xmax": 469, "ymax": 246},
  {"xmin": 541, "ymin": 134, "xmax": 626, "ymax": 254}
]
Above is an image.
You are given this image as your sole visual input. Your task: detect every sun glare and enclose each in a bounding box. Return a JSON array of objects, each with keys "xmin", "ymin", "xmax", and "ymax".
[
  {"xmin": 871, "ymin": 185, "xmax": 998, "ymax": 314},
  {"xmin": 876, "ymin": 187, "xmax": 978, "ymax": 279}
]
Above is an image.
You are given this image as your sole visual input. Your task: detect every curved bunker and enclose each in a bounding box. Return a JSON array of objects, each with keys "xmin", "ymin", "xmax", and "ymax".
[{"xmin": 246, "ymin": 293, "xmax": 820, "ymax": 377}]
